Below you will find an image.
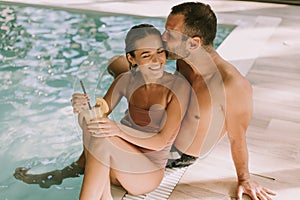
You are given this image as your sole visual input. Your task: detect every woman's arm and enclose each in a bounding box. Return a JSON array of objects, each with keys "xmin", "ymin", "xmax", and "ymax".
[
  {"xmin": 102, "ymin": 73, "xmax": 128, "ymax": 115},
  {"xmin": 89, "ymin": 77, "xmax": 191, "ymax": 151}
]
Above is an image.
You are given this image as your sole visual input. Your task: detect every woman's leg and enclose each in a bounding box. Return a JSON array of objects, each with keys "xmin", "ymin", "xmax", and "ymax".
[
  {"xmin": 79, "ymin": 150, "xmax": 111, "ymax": 200},
  {"xmin": 110, "ymin": 166, "xmax": 164, "ymax": 195},
  {"xmin": 101, "ymin": 177, "xmax": 113, "ymax": 200},
  {"xmin": 80, "ymin": 134, "xmax": 165, "ymax": 199}
]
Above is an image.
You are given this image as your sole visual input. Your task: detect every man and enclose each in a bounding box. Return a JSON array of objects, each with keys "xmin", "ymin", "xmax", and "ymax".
[
  {"xmin": 109, "ymin": 2, "xmax": 276, "ymax": 200},
  {"xmin": 160, "ymin": 2, "xmax": 276, "ymax": 200}
]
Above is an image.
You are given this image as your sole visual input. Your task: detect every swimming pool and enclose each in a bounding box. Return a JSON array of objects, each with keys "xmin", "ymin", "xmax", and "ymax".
[{"xmin": 0, "ymin": 3, "xmax": 235, "ymax": 200}]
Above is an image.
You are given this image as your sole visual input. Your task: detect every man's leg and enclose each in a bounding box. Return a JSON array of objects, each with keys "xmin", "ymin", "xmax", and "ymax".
[{"xmin": 14, "ymin": 151, "xmax": 85, "ymax": 188}]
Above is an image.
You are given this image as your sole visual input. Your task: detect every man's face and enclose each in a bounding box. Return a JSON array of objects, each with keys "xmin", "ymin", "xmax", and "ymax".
[{"xmin": 162, "ymin": 14, "xmax": 189, "ymax": 59}]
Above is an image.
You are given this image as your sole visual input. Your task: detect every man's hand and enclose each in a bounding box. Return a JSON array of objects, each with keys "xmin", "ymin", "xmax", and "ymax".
[{"xmin": 237, "ymin": 179, "xmax": 276, "ymax": 200}]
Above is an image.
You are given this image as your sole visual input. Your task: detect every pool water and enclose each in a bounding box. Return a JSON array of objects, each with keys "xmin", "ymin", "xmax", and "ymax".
[{"xmin": 0, "ymin": 3, "xmax": 235, "ymax": 200}]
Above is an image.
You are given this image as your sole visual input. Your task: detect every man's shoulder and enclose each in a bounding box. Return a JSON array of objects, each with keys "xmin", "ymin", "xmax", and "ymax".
[
  {"xmin": 220, "ymin": 64, "xmax": 252, "ymax": 94},
  {"xmin": 220, "ymin": 63, "xmax": 248, "ymax": 83}
]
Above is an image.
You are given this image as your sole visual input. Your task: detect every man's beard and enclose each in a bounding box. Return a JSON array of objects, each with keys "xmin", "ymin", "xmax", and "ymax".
[{"xmin": 165, "ymin": 42, "xmax": 190, "ymax": 60}]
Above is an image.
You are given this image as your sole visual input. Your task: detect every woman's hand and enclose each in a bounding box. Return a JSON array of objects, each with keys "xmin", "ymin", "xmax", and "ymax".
[
  {"xmin": 86, "ymin": 118, "xmax": 121, "ymax": 137},
  {"xmin": 71, "ymin": 93, "xmax": 90, "ymax": 114}
]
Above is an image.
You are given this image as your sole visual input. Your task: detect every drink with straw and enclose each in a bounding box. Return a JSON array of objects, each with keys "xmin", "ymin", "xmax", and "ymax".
[
  {"xmin": 79, "ymin": 80, "xmax": 109, "ymax": 122},
  {"xmin": 83, "ymin": 98, "xmax": 109, "ymax": 122}
]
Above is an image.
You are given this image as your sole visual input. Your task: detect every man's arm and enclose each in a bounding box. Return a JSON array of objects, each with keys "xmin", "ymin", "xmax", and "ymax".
[
  {"xmin": 225, "ymin": 77, "xmax": 252, "ymax": 182},
  {"xmin": 225, "ymin": 76, "xmax": 276, "ymax": 200}
]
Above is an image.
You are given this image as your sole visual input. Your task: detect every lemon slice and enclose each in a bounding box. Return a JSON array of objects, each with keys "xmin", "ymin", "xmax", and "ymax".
[{"xmin": 95, "ymin": 98, "xmax": 109, "ymax": 115}]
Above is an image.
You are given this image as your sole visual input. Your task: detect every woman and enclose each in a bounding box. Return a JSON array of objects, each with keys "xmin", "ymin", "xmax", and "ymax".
[{"xmin": 74, "ymin": 24, "xmax": 190, "ymax": 200}]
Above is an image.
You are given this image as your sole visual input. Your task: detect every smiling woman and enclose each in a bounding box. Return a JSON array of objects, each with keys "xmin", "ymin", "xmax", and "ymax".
[
  {"xmin": 75, "ymin": 24, "xmax": 191, "ymax": 199},
  {"xmin": 0, "ymin": 3, "xmax": 235, "ymax": 200}
]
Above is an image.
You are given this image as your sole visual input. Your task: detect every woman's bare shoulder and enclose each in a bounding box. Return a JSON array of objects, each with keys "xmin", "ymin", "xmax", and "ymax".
[{"xmin": 162, "ymin": 72, "xmax": 190, "ymax": 88}]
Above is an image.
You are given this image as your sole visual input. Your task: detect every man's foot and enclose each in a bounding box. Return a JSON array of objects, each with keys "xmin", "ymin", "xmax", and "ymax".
[
  {"xmin": 14, "ymin": 167, "xmax": 63, "ymax": 188},
  {"xmin": 166, "ymin": 154, "xmax": 198, "ymax": 168},
  {"xmin": 13, "ymin": 162, "xmax": 84, "ymax": 188}
]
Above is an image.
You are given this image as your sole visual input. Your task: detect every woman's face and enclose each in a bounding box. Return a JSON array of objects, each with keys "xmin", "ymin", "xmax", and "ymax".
[{"xmin": 128, "ymin": 34, "xmax": 166, "ymax": 81}]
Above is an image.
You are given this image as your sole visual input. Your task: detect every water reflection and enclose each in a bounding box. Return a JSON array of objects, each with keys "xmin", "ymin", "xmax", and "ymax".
[{"xmin": 0, "ymin": 6, "xmax": 30, "ymax": 61}]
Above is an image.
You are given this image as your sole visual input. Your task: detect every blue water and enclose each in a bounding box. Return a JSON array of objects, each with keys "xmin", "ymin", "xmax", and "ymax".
[{"xmin": 0, "ymin": 3, "xmax": 235, "ymax": 200}]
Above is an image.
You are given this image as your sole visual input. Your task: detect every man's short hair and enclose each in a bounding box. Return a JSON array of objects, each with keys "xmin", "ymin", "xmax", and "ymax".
[{"xmin": 171, "ymin": 2, "xmax": 217, "ymax": 46}]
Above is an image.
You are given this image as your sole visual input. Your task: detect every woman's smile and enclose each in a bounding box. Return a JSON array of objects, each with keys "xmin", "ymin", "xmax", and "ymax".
[{"xmin": 149, "ymin": 65, "xmax": 161, "ymax": 71}]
